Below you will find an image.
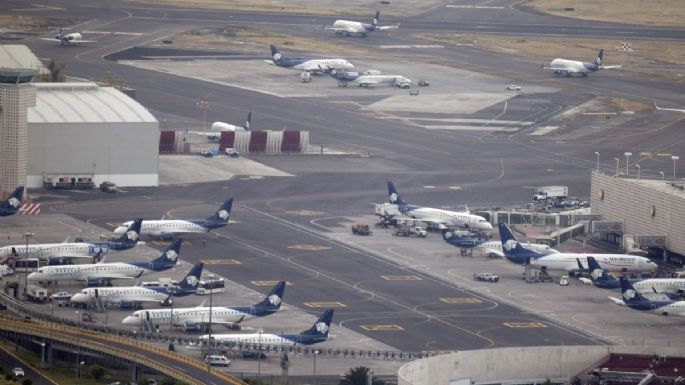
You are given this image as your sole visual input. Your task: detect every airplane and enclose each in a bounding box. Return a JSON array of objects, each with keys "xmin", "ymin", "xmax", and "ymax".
[
  {"xmin": 579, "ymin": 256, "xmax": 685, "ymax": 295},
  {"xmin": 440, "ymin": 227, "xmax": 558, "ymax": 258},
  {"xmin": 113, "ymin": 198, "xmax": 233, "ymax": 238},
  {"xmin": 0, "ymin": 187, "xmax": 24, "ymax": 217},
  {"xmin": 386, "ymin": 182, "xmax": 493, "ymax": 232},
  {"xmin": 188, "ymin": 112, "xmax": 251, "ymax": 141},
  {"xmin": 122, "ymin": 281, "xmax": 286, "ymax": 330},
  {"xmin": 27, "ymin": 239, "xmax": 181, "ymax": 285},
  {"xmin": 199, "ymin": 309, "xmax": 334, "ymax": 347},
  {"xmin": 607, "ymin": 277, "xmax": 685, "ymax": 317},
  {"xmin": 0, "ymin": 219, "xmax": 143, "ymax": 264},
  {"xmin": 498, "ymin": 223, "xmax": 658, "ymax": 273},
  {"xmin": 268, "ymin": 45, "xmax": 354, "ymax": 74},
  {"xmin": 70, "ymin": 263, "xmax": 204, "ymax": 307},
  {"xmin": 324, "ymin": 11, "xmax": 399, "ymax": 37},
  {"xmin": 542, "ymin": 49, "xmax": 621, "ymax": 77},
  {"xmin": 654, "ymin": 101, "xmax": 685, "ymax": 113},
  {"xmin": 40, "ymin": 28, "xmax": 96, "ymax": 46}
]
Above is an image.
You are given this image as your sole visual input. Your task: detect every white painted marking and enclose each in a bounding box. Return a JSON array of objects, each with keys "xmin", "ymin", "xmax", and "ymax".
[
  {"xmin": 446, "ymin": 5, "xmax": 505, "ymax": 9},
  {"xmin": 527, "ymin": 126, "xmax": 559, "ymax": 136},
  {"xmin": 378, "ymin": 44, "xmax": 445, "ymax": 49},
  {"xmin": 82, "ymin": 31, "xmax": 144, "ymax": 36},
  {"xmin": 423, "ymin": 185, "xmax": 436, "ymax": 189},
  {"xmin": 424, "ymin": 125, "xmax": 519, "ymax": 132},
  {"xmin": 449, "ymin": 186, "xmax": 462, "ymax": 190},
  {"xmin": 403, "ymin": 118, "xmax": 534, "ymax": 126}
]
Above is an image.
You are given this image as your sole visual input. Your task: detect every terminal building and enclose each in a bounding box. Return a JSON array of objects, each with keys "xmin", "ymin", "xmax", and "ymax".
[{"xmin": 591, "ymin": 172, "xmax": 685, "ymax": 265}]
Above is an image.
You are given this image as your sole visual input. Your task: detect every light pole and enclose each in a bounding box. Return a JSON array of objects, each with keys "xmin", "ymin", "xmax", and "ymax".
[
  {"xmin": 75, "ymin": 310, "xmax": 81, "ymax": 385},
  {"xmin": 659, "ymin": 171, "xmax": 665, "ymax": 180},
  {"xmin": 196, "ymin": 100, "xmax": 210, "ymax": 132},
  {"xmin": 49, "ymin": 303, "xmax": 54, "ymax": 340},
  {"xmin": 636, "ymin": 164, "xmax": 641, "ymax": 179},
  {"xmin": 22, "ymin": 232, "xmax": 34, "ymax": 297},
  {"xmin": 594, "ymin": 152, "xmax": 600, "ymax": 172},
  {"xmin": 614, "ymin": 157, "xmax": 620, "ymax": 176},
  {"xmin": 257, "ymin": 329, "xmax": 262, "ymax": 379},
  {"xmin": 672, "ymin": 155, "xmax": 679, "ymax": 180},
  {"xmin": 624, "ymin": 152, "xmax": 632, "ymax": 177}
]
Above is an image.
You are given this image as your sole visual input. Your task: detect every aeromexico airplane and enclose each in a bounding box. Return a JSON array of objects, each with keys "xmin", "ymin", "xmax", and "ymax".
[
  {"xmin": 0, "ymin": 219, "xmax": 143, "ymax": 264},
  {"xmin": 122, "ymin": 281, "xmax": 286, "ymax": 330},
  {"xmin": 70, "ymin": 263, "xmax": 204, "ymax": 306},
  {"xmin": 542, "ymin": 49, "xmax": 621, "ymax": 77},
  {"xmin": 608, "ymin": 277, "xmax": 685, "ymax": 317},
  {"xmin": 580, "ymin": 256, "xmax": 685, "ymax": 295},
  {"xmin": 440, "ymin": 228, "xmax": 558, "ymax": 258},
  {"xmin": 0, "ymin": 187, "xmax": 24, "ymax": 217},
  {"xmin": 498, "ymin": 223, "xmax": 658, "ymax": 273},
  {"xmin": 269, "ymin": 45, "xmax": 354, "ymax": 74},
  {"xmin": 324, "ymin": 11, "xmax": 399, "ymax": 37},
  {"xmin": 27, "ymin": 239, "xmax": 181, "ymax": 285},
  {"xmin": 114, "ymin": 198, "xmax": 233, "ymax": 238},
  {"xmin": 387, "ymin": 182, "xmax": 493, "ymax": 232},
  {"xmin": 200, "ymin": 309, "xmax": 334, "ymax": 347}
]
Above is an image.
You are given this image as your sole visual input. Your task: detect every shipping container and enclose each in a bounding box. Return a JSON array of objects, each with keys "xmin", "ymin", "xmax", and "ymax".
[
  {"xmin": 249, "ymin": 131, "xmax": 268, "ymax": 153},
  {"xmin": 159, "ymin": 131, "xmax": 176, "ymax": 153},
  {"xmin": 281, "ymin": 131, "xmax": 301, "ymax": 153}
]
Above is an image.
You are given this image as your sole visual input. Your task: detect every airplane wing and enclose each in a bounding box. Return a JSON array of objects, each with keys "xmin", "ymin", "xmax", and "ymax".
[
  {"xmin": 607, "ymin": 296, "xmax": 625, "ymax": 306},
  {"xmin": 599, "ymin": 65, "xmax": 622, "ymax": 70},
  {"xmin": 323, "ymin": 26, "xmax": 346, "ymax": 32},
  {"xmin": 377, "ymin": 24, "xmax": 399, "ymax": 30},
  {"xmin": 38, "ymin": 38, "xmax": 60, "ymax": 42},
  {"xmin": 476, "ymin": 247, "xmax": 504, "ymax": 258},
  {"xmin": 578, "ymin": 277, "xmax": 593, "ymax": 285},
  {"xmin": 541, "ymin": 66, "xmax": 581, "ymax": 73}
]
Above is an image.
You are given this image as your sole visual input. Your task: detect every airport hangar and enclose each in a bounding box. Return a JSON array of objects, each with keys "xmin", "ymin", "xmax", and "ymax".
[
  {"xmin": 0, "ymin": 45, "xmax": 159, "ymax": 194},
  {"xmin": 591, "ymin": 172, "xmax": 685, "ymax": 267}
]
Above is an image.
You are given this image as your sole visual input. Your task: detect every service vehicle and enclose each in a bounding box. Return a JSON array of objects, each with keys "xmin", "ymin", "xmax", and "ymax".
[
  {"xmin": 474, "ymin": 272, "xmax": 500, "ymax": 282},
  {"xmin": 50, "ymin": 291, "xmax": 72, "ymax": 301},
  {"xmin": 532, "ymin": 185, "xmax": 568, "ymax": 201},
  {"xmin": 99, "ymin": 181, "xmax": 117, "ymax": 193},
  {"xmin": 200, "ymin": 149, "xmax": 214, "ymax": 158},
  {"xmin": 27, "ymin": 285, "xmax": 49, "ymax": 303},
  {"xmin": 559, "ymin": 275, "xmax": 570, "ymax": 286},
  {"xmin": 204, "ymin": 355, "xmax": 231, "ymax": 367},
  {"xmin": 12, "ymin": 367, "xmax": 24, "ymax": 377},
  {"xmin": 351, "ymin": 224, "xmax": 372, "ymax": 236},
  {"xmin": 394, "ymin": 224, "xmax": 427, "ymax": 237},
  {"xmin": 506, "ymin": 84, "xmax": 522, "ymax": 91},
  {"xmin": 225, "ymin": 148, "xmax": 240, "ymax": 158}
]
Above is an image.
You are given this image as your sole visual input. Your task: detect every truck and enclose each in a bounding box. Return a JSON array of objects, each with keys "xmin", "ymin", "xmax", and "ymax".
[
  {"xmin": 394, "ymin": 224, "xmax": 427, "ymax": 238},
  {"xmin": 99, "ymin": 181, "xmax": 117, "ymax": 193},
  {"xmin": 474, "ymin": 272, "xmax": 499, "ymax": 282},
  {"xmin": 27, "ymin": 285, "xmax": 49, "ymax": 303},
  {"xmin": 351, "ymin": 224, "xmax": 372, "ymax": 236},
  {"xmin": 532, "ymin": 186, "xmax": 568, "ymax": 202}
]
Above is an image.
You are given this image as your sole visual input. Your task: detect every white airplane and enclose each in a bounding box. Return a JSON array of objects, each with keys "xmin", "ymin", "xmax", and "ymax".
[
  {"xmin": 188, "ymin": 112, "xmax": 251, "ymax": 141},
  {"xmin": 441, "ymin": 228, "xmax": 558, "ymax": 258},
  {"xmin": 608, "ymin": 277, "xmax": 685, "ymax": 317},
  {"xmin": 122, "ymin": 281, "xmax": 285, "ymax": 330},
  {"xmin": 40, "ymin": 28, "xmax": 96, "ymax": 46},
  {"xmin": 324, "ymin": 11, "xmax": 399, "ymax": 37},
  {"xmin": 498, "ymin": 223, "xmax": 657, "ymax": 273},
  {"xmin": 268, "ymin": 45, "xmax": 353, "ymax": 74},
  {"xmin": 27, "ymin": 239, "xmax": 181, "ymax": 285},
  {"xmin": 0, "ymin": 219, "xmax": 143, "ymax": 265},
  {"xmin": 387, "ymin": 182, "xmax": 493, "ymax": 232},
  {"xmin": 654, "ymin": 101, "xmax": 685, "ymax": 113},
  {"xmin": 542, "ymin": 49, "xmax": 621, "ymax": 77},
  {"xmin": 70, "ymin": 263, "xmax": 204, "ymax": 307},
  {"xmin": 113, "ymin": 198, "xmax": 233, "ymax": 238},
  {"xmin": 199, "ymin": 309, "xmax": 333, "ymax": 347},
  {"xmin": 579, "ymin": 257, "xmax": 685, "ymax": 295}
]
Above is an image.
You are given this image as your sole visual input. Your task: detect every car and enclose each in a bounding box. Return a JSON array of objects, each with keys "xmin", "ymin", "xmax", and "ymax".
[
  {"xmin": 200, "ymin": 149, "xmax": 214, "ymax": 158},
  {"xmin": 50, "ymin": 291, "xmax": 72, "ymax": 301},
  {"xmin": 225, "ymin": 148, "xmax": 240, "ymax": 158},
  {"xmin": 12, "ymin": 367, "xmax": 24, "ymax": 377},
  {"xmin": 506, "ymin": 84, "xmax": 522, "ymax": 91}
]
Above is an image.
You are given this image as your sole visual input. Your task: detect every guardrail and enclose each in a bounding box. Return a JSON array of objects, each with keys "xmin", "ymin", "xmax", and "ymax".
[{"xmin": 0, "ymin": 290, "xmax": 433, "ymax": 362}]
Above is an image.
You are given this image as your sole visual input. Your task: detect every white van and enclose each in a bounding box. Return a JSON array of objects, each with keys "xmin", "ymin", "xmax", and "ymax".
[
  {"xmin": 0, "ymin": 265, "xmax": 13, "ymax": 276},
  {"xmin": 204, "ymin": 355, "xmax": 231, "ymax": 367}
]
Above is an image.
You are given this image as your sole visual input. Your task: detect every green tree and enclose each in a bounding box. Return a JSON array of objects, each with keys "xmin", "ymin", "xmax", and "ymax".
[
  {"xmin": 90, "ymin": 363, "xmax": 105, "ymax": 380},
  {"xmin": 339, "ymin": 366, "xmax": 385, "ymax": 385}
]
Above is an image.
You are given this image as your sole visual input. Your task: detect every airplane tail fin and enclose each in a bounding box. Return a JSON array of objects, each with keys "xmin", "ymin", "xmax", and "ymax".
[
  {"xmin": 111, "ymin": 218, "xmax": 142, "ymax": 245},
  {"xmin": 301, "ymin": 309, "xmax": 334, "ymax": 338},
  {"xmin": 497, "ymin": 223, "xmax": 537, "ymax": 257},
  {"xmin": 150, "ymin": 239, "xmax": 181, "ymax": 268},
  {"xmin": 244, "ymin": 112, "xmax": 252, "ymax": 131},
  {"xmin": 270, "ymin": 45, "xmax": 282, "ymax": 64},
  {"xmin": 206, "ymin": 198, "xmax": 233, "ymax": 224},
  {"xmin": 178, "ymin": 262, "xmax": 204, "ymax": 292},
  {"xmin": 387, "ymin": 181, "xmax": 407, "ymax": 206},
  {"xmin": 254, "ymin": 281, "xmax": 286, "ymax": 313},
  {"xmin": 1, "ymin": 186, "xmax": 24, "ymax": 212},
  {"xmin": 594, "ymin": 49, "xmax": 604, "ymax": 66},
  {"xmin": 619, "ymin": 276, "xmax": 647, "ymax": 303},
  {"xmin": 373, "ymin": 10, "xmax": 380, "ymax": 26}
]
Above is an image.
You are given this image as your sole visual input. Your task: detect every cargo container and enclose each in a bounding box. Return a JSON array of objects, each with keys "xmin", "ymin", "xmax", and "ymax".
[{"xmin": 159, "ymin": 131, "xmax": 176, "ymax": 153}]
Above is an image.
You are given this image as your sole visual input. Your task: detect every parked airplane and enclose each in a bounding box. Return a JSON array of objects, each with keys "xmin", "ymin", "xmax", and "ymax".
[
  {"xmin": 387, "ymin": 182, "xmax": 493, "ymax": 231},
  {"xmin": 498, "ymin": 223, "xmax": 657, "ymax": 273},
  {"xmin": 654, "ymin": 101, "xmax": 685, "ymax": 113},
  {"xmin": 122, "ymin": 281, "xmax": 286, "ymax": 330},
  {"xmin": 0, "ymin": 219, "xmax": 143, "ymax": 264},
  {"xmin": 27, "ymin": 239, "xmax": 181, "ymax": 285},
  {"xmin": 70, "ymin": 263, "xmax": 204, "ymax": 307},
  {"xmin": 113, "ymin": 198, "xmax": 233, "ymax": 238},
  {"xmin": 188, "ymin": 112, "xmax": 251, "ymax": 141},
  {"xmin": 580, "ymin": 256, "xmax": 685, "ymax": 295},
  {"xmin": 0, "ymin": 187, "xmax": 24, "ymax": 217},
  {"xmin": 200, "ymin": 309, "xmax": 334, "ymax": 347},
  {"xmin": 441, "ymin": 228, "xmax": 557, "ymax": 258},
  {"xmin": 269, "ymin": 45, "xmax": 354, "ymax": 74},
  {"xmin": 608, "ymin": 277, "xmax": 685, "ymax": 317},
  {"xmin": 542, "ymin": 49, "xmax": 621, "ymax": 77},
  {"xmin": 40, "ymin": 28, "xmax": 96, "ymax": 46},
  {"xmin": 324, "ymin": 11, "xmax": 399, "ymax": 37}
]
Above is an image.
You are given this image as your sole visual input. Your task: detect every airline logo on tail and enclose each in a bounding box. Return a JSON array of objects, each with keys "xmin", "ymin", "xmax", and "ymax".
[
  {"xmin": 127, "ymin": 230, "xmax": 139, "ymax": 241},
  {"xmin": 622, "ymin": 288, "xmax": 637, "ymax": 301},
  {"xmin": 389, "ymin": 192, "xmax": 399, "ymax": 203},
  {"xmin": 165, "ymin": 249, "xmax": 178, "ymax": 261},
  {"xmin": 503, "ymin": 239, "xmax": 519, "ymax": 251},
  {"xmin": 7, "ymin": 197, "xmax": 20, "ymax": 209},
  {"xmin": 590, "ymin": 268, "xmax": 604, "ymax": 280},
  {"xmin": 218, "ymin": 210, "xmax": 230, "ymax": 221},
  {"xmin": 315, "ymin": 321, "xmax": 330, "ymax": 334},
  {"xmin": 268, "ymin": 293, "xmax": 281, "ymax": 306},
  {"xmin": 185, "ymin": 275, "xmax": 199, "ymax": 287}
]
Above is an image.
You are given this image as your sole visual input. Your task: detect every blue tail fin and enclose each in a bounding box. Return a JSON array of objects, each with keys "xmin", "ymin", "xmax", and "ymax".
[
  {"xmin": 270, "ymin": 45, "xmax": 282, "ymax": 64},
  {"xmin": 595, "ymin": 49, "xmax": 604, "ymax": 66},
  {"xmin": 254, "ymin": 281, "xmax": 286, "ymax": 312},
  {"xmin": 112, "ymin": 218, "xmax": 142, "ymax": 245},
  {"xmin": 497, "ymin": 223, "xmax": 545, "ymax": 263},
  {"xmin": 178, "ymin": 262, "xmax": 204, "ymax": 292},
  {"xmin": 387, "ymin": 181, "xmax": 407, "ymax": 205},
  {"xmin": 301, "ymin": 309, "xmax": 334, "ymax": 337},
  {"xmin": 372, "ymin": 11, "xmax": 380, "ymax": 26},
  {"xmin": 0, "ymin": 186, "xmax": 24, "ymax": 215},
  {"xmin": 206, "ymin": 198, "xmax": 233, "ymax": 223},
  {"xmin": 150, "ymin": 239, "xmax": 181, "ymax": 269},
  {"xmin": 586, "ymin": 256, "xmax": 610, "ymax": 281},
  {"xmin": 619, "ymin": 277, "xmax": 647, "ymax": 303},
  {"xmin": 244, "ymin": 112, "xmax": 252, "ymax": 131}
]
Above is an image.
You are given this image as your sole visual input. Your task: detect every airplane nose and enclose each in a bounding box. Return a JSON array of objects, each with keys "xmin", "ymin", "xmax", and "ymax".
[
  {"xmin": 27, "ymin": 272, "xmax": 38, "ymax": 281},
  {"xmin": 113, "ymin": 227, "xmax": 125, "ymax": 235},
  {"xmin": 70, "ymin": 294, "xmax": 87, "ymax": 303},
  {"xmin": 122, "ymin": 316, "xmax": 139, "ymax": 325}
]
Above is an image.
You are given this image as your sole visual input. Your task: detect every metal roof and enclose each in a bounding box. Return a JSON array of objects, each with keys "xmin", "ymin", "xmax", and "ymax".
[
  {"xmin": 0, "ymin": 45, "xmax": 42, "ymax": 69},
  {"xmin": 28, "ymin": 82, "xmax": 157, "ymax": 123}
]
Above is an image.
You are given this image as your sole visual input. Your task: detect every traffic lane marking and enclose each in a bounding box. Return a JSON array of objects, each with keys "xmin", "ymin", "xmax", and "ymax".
[
  {"xmin": 440, "ymin": 297, "xmax": 483, "ymax": 304},
  {"xmin": 201, "ymin": 259, "xmax": 241, "ymax": 265},
  {"xmin": 303, "ymin": 302, "xmax": 347, "ymax": 308},
  {"xmin": 503, "ymin": 322, "xmax": 547, "ymax": 328},
  {"xmin": 360, "ymin": 324, "xmax": 404, "ymax": 331},
  {"xmin": 380, "ymin": 275, "xmax": 423, "ymax": 281},
  {"xmin": 251, "ymin": 280, "xmax": 293, "ymax": 286},
  {"xmin": 288, "ymin": 244, "xmax": 331, "ymax": 251}
]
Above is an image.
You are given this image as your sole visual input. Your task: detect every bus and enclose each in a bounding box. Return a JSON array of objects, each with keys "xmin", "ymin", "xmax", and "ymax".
[
  {"xmin": 196, "ymin": 276, "xmax": 225, "ymax": 295},
  {"xmin": 11, "ymin": 258, "xmax": 42, "ymax": 272}
]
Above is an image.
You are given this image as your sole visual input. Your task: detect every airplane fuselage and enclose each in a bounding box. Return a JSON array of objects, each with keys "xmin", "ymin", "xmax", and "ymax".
[
  {"xmin": 623, "ymin": 299, "xmax": 685, "ymax": 317},
  {"xmin": 114, "ymin": 220, "xmax": 218, "ymax": 237},
  {"xmin": 332, "ymin": 20, "xmax": 375, "ymax": 35},
  {"xmin": 123, "ymin": 306, "xmax": 258, "ymax": 326},
  {"xmin": 202, "ymin": 332, "xmax": 324, "ymax": 347},
  {"xmin": 531, "ymin": 253, "xmax": 656, "ymax": 273},
  {"xmin": 71, "ymin": 287, "xmax": 168, "ymax": 304},
  {"xmin": 549, "ymin": 59, "xmax": 598, "ymax": 76},
  {"xmin": 28, "ymin": 262, "xmax": 147, "ymax": 283},
  {"xmin": 0, "ymin": 243, "xmax": 105, "ymax": 261},
  {"xmin": 401, "ymin": 206, "xmax": 493, "ymax": 231}
]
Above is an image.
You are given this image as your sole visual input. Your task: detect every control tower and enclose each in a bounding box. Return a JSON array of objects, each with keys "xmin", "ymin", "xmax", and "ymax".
[{"xmin": 0, "ymin": 45, "xmax": 38, "ymax": 198}]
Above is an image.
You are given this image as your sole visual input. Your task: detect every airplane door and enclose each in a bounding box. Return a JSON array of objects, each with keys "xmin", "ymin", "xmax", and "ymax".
[
  {"xmin": 145, "ymin": 311, "xmax": 150, "ymax": 321},
  {"xmin": 94, "ymin": 289, "xmax": 99, "ymax": 298}
]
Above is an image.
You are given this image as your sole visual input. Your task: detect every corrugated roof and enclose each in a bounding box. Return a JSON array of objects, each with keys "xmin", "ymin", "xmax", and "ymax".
[
  {"xmin": 28, "ymin": 82, "xmax": 158, "ymax": 123},
  {"xmin": 0, "ymin": 45, "xmax": 42, "ymax": 69}
]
